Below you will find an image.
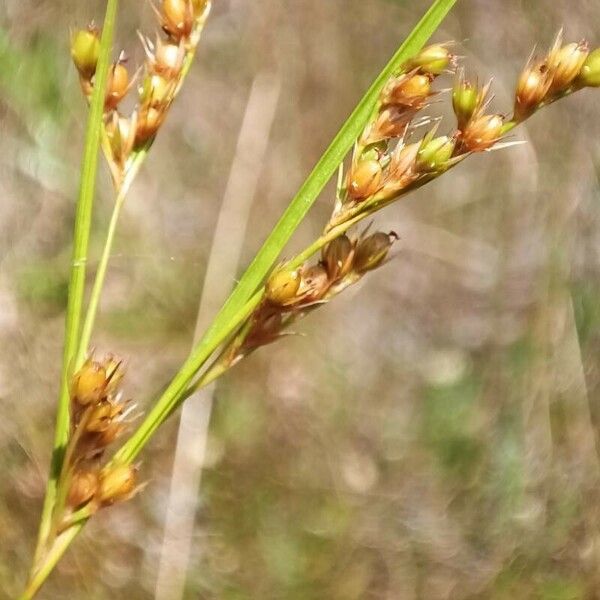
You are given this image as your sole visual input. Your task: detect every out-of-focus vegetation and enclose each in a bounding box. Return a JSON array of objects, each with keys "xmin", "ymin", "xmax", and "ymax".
[{"xmin": 2, "ymin": 0, "xmax": 600, "ymax": 598}]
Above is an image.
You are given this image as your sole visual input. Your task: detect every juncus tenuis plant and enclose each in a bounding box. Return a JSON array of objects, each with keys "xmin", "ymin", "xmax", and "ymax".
[{"xmin": 21, "ymin": 0, "xmax": 600, "ymax": 595}]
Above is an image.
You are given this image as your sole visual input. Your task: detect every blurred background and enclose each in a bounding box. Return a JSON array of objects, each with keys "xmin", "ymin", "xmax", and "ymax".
[{"xmin": 2, "ymin": 0, "xmax": 600, "ymax": 598}]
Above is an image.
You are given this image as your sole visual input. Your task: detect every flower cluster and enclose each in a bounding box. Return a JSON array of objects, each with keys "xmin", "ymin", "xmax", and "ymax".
[
  {"xmin": 66, "ymin": 356, "xmax": 137, "ymax": 512},
  {"xmin": 195, "ymin": 34, "xmax": 600, "ymax": 387},
  {"xmin": 70, "ymin": 0, "xmax": 211, "ymax": 184},
  {"xmin": 217, "ymin": 230, "xmax": 399, "ymax": 367}
]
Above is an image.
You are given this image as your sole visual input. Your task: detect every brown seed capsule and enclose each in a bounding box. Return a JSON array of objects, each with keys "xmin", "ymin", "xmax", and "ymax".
[
  {"xmin": 461, "ymin": 113, "xmax": 504, "ymax": 152},
  {"xmin": 347, "ymin": 159, "xmax": 383, "ymax": 201},
  {"xmin": 162, "ymin": 0, "xmax": 195, "ymax": 39},
  {"xmin": 135, "ymin": 107, "xmax": 163, "ymax": 145},
  {"xmin": 105, "ymin": 62, "xmax": 130, "ymax": 110},
  {"xmin": 353, "ymin": 232, "xmax": 398, "ymax": 273},
  {"xmin": 68, "ymin": 470, "xmax": 99, "ymax": 508},
  {"xmin": 73, "ymin": 360, "xmax": 108, "ymax": 406},
  {"xmin": 86, "ymin": 401, "xmax": 114, "ymax": 433},
  {"xmin": 96, "ymin": 422, "xmax": 126, "ymax": 447},
  {"xmin": 265, "ymin": 268, "xmax": 301, "ymax": 306},
  {"xmin": 98, "ymin": 464, "xmax": 137, "ymax": 504},
  {"xmin": 322, "ymin": 235, "xmax": 354, "ymax": 281},
  {"xmin": 514, "ymin": 62, "xmax": 553, "ymax": 121},
  {"xmin": 299, "ymin": 265, "xmax": 330, "ymax": 302}
]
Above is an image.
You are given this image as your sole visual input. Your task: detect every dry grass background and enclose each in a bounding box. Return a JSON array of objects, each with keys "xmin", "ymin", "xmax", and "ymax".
[{"xmin": 2, "ymin": 0, "xmax": 600, "ymax": 598}]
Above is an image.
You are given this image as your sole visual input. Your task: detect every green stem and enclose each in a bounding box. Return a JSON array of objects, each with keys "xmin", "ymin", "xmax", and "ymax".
[
  {"xmin": 76, "ymin": 151, "xmax": 147, "ymax": 366},
  {"xmin": 31, "ymin": 0, "xmax": 120, "ymax": 571},
  {"xmin": 21, "ymin": 525, "xmax": 85, "ymax": 600}
]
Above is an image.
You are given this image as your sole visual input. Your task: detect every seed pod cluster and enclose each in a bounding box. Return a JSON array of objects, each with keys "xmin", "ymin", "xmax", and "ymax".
[
  {"xmin": 514, "ymin": 31, "xmax": 598, "ymax": 121},
  {"xmin": 71, "ymin": 0, "xmax": 211, "ymax": 183},
  {"xmin": 236, "ymin": 231, "xmax": 398, "ymax": 359},
  {"xmin": 67, "ymin": 355, "xmax": 137, "ymax": 510}
]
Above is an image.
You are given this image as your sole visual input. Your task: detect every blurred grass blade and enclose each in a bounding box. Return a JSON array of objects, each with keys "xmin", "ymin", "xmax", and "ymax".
[
  {"xmin": 31, "ymin": 0, "xmax": 120, "ymax": 571},
  {"xmin": 115, "ymin": 0, "xmax": 458, "ymax": 463}
]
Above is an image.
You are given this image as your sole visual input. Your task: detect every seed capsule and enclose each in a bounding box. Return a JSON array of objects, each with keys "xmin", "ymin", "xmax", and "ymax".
[
  {"xmin": 461, "ymin": 113, "xmax": 504, "ymax": 152},
  {"xmin": 407, "ymin": 44, "xmax": 453, "ymax": 76},
  {"xmin": 265, "ymin": 268, "xmax": 301, "ymax": 306},
  {"xmin": 548, "ymin": 41, "xmax": 589, "ymax": 91},
  {"xmin": 71, "ymin": 28, "xmax": 100, "ymax": 78},
  {"xmin": 73, "ymin": 360, "xmax": 108, "ymax": 406},
  {"xmin": 578, "ymin": 48, "xmax": 600, "ymax": 87},
  {"xmin": 162, "ymin": 0, "xmax": 195, "ymax": 39},
  {"xmin": 140, "ymin": 73, "xmax": 172, "ymax": 108},
  {"xmin": 387, "ymin": 73, "xmax": 432, "ymax": 107},
  {"xmin": 135, "ymin": 107, "xmax": 163, "ymax": 145},
  {"xmin": 353, "ymin": 232, "xmax": 398, "ymax": 273},
  {"xmin": 98, "ymin": 465, "xmax": 137, "ymax": 504},
  {"xmin": 155, "ymin": 40, "xmax": 184, "ymax": 75},
  {"xmin": 452, "ymin": 74, "xmax": 480, "ymax": 130},
  {"xmin": 105, "ymin": 62, "xmax": 130, "ymax": 110},
  {"xmin": 514, "ymin": 62, "xmax": 552, "ymax": 120},
  {"xmin": 299, "ymin": 265, "xmax": 330, "ymax": 301},
  {"xmin": 106, "ymin": 113, "xmax": 136, "ymax": 165},
  {"xmin": 347, "ymin": 159, "xmax": 383, "ymax": 201},
  {"xmin": 416, "ymin": 135, "xmax": 455, "ymax": 172},
  {"xmin": 68, "ymin": 470, "xmax": 99, "ymax": 508},
  {"xmin": 322, "ymin": 235, "xmax": 354, "ymax": 281}
]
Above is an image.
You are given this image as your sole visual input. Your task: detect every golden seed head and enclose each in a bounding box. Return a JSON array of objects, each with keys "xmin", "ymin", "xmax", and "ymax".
[
  {"xmin": 162, "ymin": 0, "xmax": 195, "ymax": 39},
  {"xmin": 578, "ymin": 47, "xmax": 600, "ymax": 87},
  {"xmin": 73, "ymin": 360, "xmax": 107, "ymax": 406},
  {"xmin": 514, "ymin": 62, "xmax": 552, "ymax": 120},
  {"xmin": 353, "ymin": 232, "xmax": 398, "ymax": 273},
  {"xmin": 68, "ymin": 470, "xmax": 99, "ymax": 508},
  {"xmin": 347, "ymin": 159, "xmax": 383, "ymax": 201},
  {"xmin": 548, "ymin": 41, "xmax": 589, "ymax": 91},
  {"xmin": 407, "ymin": 44, "xmax": 453, "ymax": 76},
  {"xmin": 322, "ymin": 235, "xmax": 354, "ymax": 281},
  {"xmin": 461, "ymin": 113, "xmax": 504, "ymax": 152},
  {"xmin": 265, "ymin": 268, "xmax": 301, "ymax": 306},
  {"xmin": 416, "ymin": 135, "xmax": 455, "ymax": 173},
  {"xmin": 98, "ymin": 464, "xmax": 137, "ymax": 504},
  {"xmin": 71, "ymin": 28, "xmax": 100, "ymax": 78},
  {"xmin": 105, "ymin": 62, "xmax": 130, "ymax": 110}
]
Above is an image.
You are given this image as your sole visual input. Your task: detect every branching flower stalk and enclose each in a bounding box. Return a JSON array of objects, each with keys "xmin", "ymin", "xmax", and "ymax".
[
  {"xmin": 24, "ymin": 1, "xmax": 211, "ymax": 598},
  {"xmin": 116, "ymin": 32, "xmax": 600, "ymax": 454},
  {"xmin": 24, "ymin": 0, "xmax": 600, "ymax": 594}
]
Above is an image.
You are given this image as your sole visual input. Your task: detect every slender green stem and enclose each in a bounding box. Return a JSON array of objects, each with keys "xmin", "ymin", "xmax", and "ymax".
[
  {"xmin": 76, "ymin": 151, "xmax": 147, "ymax": 366},
  {"xmin": 21, "ymin": 525, "xmax": 85, "ymax": 600},
  {"xmin": 31, "ymin": 0, "xmax": 120, "ymax": 571}
]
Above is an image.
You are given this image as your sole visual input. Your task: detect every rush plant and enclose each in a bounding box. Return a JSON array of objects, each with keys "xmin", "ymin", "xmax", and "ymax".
[{"xmin": 21, "ymin": 0, "xmax": 600, "ymax": 596}]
